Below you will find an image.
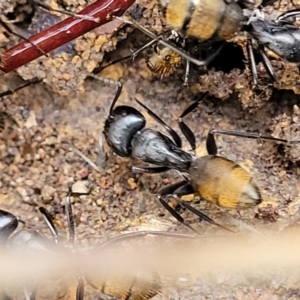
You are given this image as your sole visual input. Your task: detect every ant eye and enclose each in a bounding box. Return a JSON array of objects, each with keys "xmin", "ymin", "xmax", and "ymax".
[{"xmin": 165, "ymin": 55, "xmax": 171, "ymax": 62}]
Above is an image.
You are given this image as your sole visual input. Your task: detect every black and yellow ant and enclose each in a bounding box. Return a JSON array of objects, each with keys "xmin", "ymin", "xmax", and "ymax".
[{"xmin": 99, "ymin": 75, "xmax": 299, "ymax": 233}]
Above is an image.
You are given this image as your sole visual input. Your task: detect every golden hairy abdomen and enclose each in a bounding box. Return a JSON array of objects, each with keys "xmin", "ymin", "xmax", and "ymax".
[
  {"xmin": 164, "ymin": 0, "xmax": 191, "ymax": 30},
  {"xmin": 147, "ymin": 48, "xmax": 182, "ymax": 78},
  {"xmin": 164, "ymin": 0, "xmax": 244, "ymax": 41},
  {"xmin": 89, "ymin": 277, "xmax": 160, "ymax": 300},
  {"xmin": 189, "ymin": 156, "xmax": 262, "ymax": 209},
  {"xmin": 186, "ymin": 0, "xmax": 225, "ymax": 40}
]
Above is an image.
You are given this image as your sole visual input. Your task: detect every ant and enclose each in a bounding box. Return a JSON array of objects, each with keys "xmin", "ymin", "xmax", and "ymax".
[
  {"xmin": 98, "ymin": 2, "xmax": 300, "ymax": 87},
  {"xmin": 99, "ymin": 75, "xmax": 299, "ymax": 234},
  {"xmin": 246, "ymin": 8, "xmax": 300, "ymax": 85}
]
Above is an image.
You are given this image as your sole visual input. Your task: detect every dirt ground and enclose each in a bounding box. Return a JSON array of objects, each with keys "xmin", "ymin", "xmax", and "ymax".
[{"xmin": 1, "ymin": 0, "xmax": 300, "ymax": 299}]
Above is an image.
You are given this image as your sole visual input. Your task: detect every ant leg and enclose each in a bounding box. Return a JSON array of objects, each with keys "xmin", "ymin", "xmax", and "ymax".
[
  {"xmin": 257, "ymin": 44, "xmax": 277, "ymax": 82},
  {"xmin": 76, "ymin": 278, "xmax": 85, "ymax": 300},
  {"xmin": 115, "ymin": 17, "xmax": 211, "ymax": 67},
  {"xmin": 182, "ymin": 59, "xmax": 190, "ymax": 86},
  {"xmin": 171, "ymin": 196, "xmax": 234, "ymax": 233},
  {"xmin": 23, "ymin": 287, "xmax": 31, "ymax": 300},
  {"xmin": 159, "ymin": 181, "xmax": 233, "ymax": 232},
  {"xmin": 65, "ymin": 190, "xmax": 87, "ymax": 300},
  {"xmin": 209, "ymin": 128, "xmax": 300, "ymax": 144},
  {"xmin": 246, "ymin": 38, "xmax": 258, "ymax": 87},
  {"xmin": 99, "ymin": 229, "xmax": 197, "ymax": 248},
  {"xmin": 0, "ymin": 113, "xmax": 5, "ymax": 133},
  {"xmin": 177, "ymin": 92, "xmax": 209, "ymax": 151},
  {"xmin": 277, "ymin": 9, "xmax": 300, "ymax": 21},
  {"xmin": 39, "ymin": 207, "xmax": 59, "ymax": 244},
  {"xmin": 206, "ymin": 131, "xmax": 218, "ymax": 155},
  {"xmin": 97, "ymin": 134, "xmax": 107, "ymax": 170},
  {"xmin": 157, "ymin": 181, "xmax": 201, "ymax": 234},
  {"xmin": 69, "ymin": 142, "xmax": 102, "ymax": 172},
  {"xmin": 0, "ymin": 89, "xmax": 17, "ymax": 99},
  {"xmin": 158, "ymin": 181, "xmax": 233, "ymax": 232},
  {"xmin": 259, "ymin": 0, "xmax": 277, "ymax": 7},
  {"xmin": 88, "ymin": 75, "xmax": 123, "ymax": 116},
  {"xmin": 159, "ymin": 180, "xmax": 194, "ymax": 197},
  {"xmin": 0, "ymin": 19, "xmax": 48, "ymax": 58},
  {"xmin": 206, "ymin": 42, "xmax": 225, "ymax": 65},
  {"xmin": 97, "ymin": 35, "xmax": 163, "ymax": 73},
  {"xmin": 135, "ymin": 98, "xmax": 182, "ymax": 147},
  {"xmin": 0, "ymin": 79, "xmax": 41, "ymax": 99},
  {"xmin": 32, "ymin": 0, "xmax": 100, "ymax": 23},
  {"xmin": 65, "ymin": 186, "xmax": 75, "ymax": 244},
  {"xmin": 29, "ymin": 286, "xmax": 37, "ymax": 300},
  {"xmin": 132, "ymin": 166, "xmax": 171, "ymax": 173},
  {"xmin": 23, "ymin": 284, "xmax": 37, "ymax": 300},
  {"xmin": 70, "ymin": 135, "xmax": 107, "ymax": 172}
]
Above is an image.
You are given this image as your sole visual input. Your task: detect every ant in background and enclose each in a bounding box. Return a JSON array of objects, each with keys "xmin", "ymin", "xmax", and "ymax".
[
  {"xmin": 246, "ymin": 8, "xmax": 300, "ymax": 85},
  {"xmin": 98, "ymin": 1, "xmax": 300, "ymax": 87},
  {"xmin": 2, "ymin": 0, "xmax": 298, "ymax": 87}
]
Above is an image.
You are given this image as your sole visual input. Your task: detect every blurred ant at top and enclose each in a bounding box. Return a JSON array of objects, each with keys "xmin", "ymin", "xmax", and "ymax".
[
  {"xmin": 0, "ymin": 186, "xmax": 197, "ymax": 300},
  {"xmin": 99, "ymin": 0, "xmax": 300, "ymax": 87}
]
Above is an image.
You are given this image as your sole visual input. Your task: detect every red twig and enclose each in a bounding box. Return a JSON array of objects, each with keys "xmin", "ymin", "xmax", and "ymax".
[{"xmin": 0, "ymin": 0, "xmax": 135, "ymax": 74}]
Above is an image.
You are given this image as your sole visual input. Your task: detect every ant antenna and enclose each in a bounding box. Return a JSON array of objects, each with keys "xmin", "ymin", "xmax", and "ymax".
[
  {"xmin": 88, "ymin": 74, "xmax": 123, "ymax": 115},
  {"xmin": 66, "ymin": 183, "xmax": 75, "ymax": 244},
  {"xmin": 96, "ymin": 33, "xmax": 168, "ymax": 73},
  {"xmin": 135, "ymin": 98, "xmax": 182, "ymax": 147},
  {"xmin": 114, "ymin": 17, "xmax": 224, "ymax": 67},
  {"xmin": 114, "ymin": 17, "xmax": 204, "ymax": 66},
  {"xmin": 32, "ymin": 0, "xmax": 100, "ymax": 23}
]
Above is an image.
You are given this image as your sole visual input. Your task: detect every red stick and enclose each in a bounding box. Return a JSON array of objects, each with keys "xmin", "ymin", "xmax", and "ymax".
[{"xmin": 0, "ymin": 0, "xmax": 135, "ymax": 74}]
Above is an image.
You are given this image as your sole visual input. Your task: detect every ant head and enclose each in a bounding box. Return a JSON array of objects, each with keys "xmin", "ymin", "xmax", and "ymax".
[
  {"xmin": 104, "ymin": 105, "xmax": 146, "ymax": 157},
  {"xmin": 0, "ymin": 210, "xmax": 19, "ymax": 242}
]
